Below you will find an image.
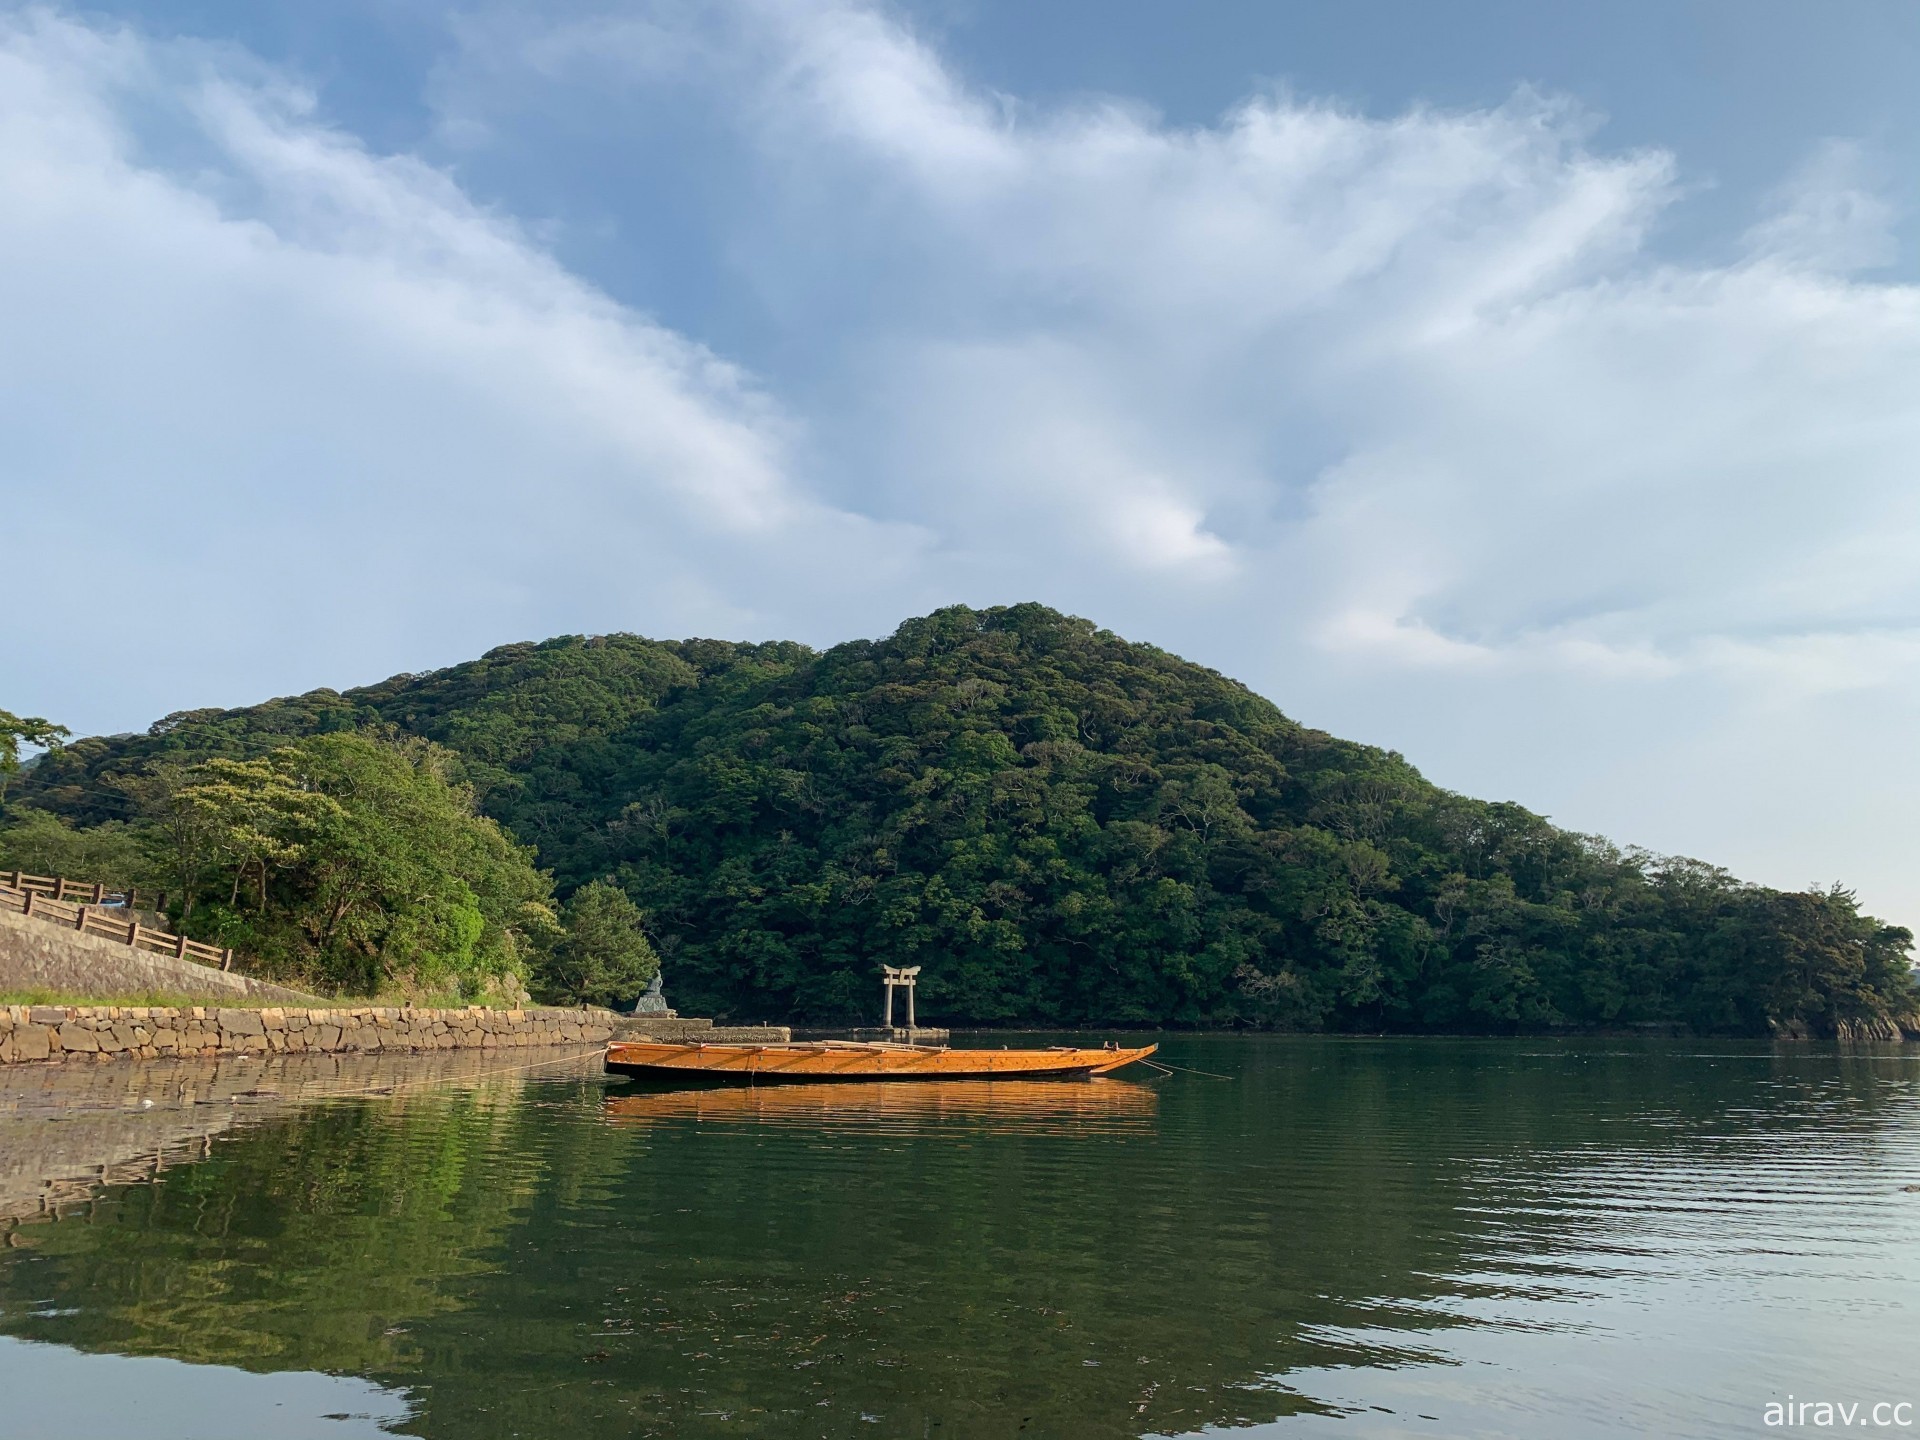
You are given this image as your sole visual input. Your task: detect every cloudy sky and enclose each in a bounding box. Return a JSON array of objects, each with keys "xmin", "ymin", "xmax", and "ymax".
[{"xmin": 4, "ymin": 0, "xmax": 1918, "ymax": 930}]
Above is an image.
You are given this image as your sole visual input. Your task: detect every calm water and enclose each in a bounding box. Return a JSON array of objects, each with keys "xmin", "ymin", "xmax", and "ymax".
[{"xmin": 1, "ymin": 1037, "xmax": 1917, "ymax": 1439}]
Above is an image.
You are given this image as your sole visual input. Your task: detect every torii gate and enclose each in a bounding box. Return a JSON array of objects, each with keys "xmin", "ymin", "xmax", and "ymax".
[{"xmin": 881, "ymin": 964, "xmax": 921, "ymax": 1032}]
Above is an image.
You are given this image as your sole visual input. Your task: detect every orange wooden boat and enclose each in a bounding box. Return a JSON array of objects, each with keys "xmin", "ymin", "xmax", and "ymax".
[{"xmin": 603, "ymin": 1038, "xmax": 1158, "ymax": 1084}]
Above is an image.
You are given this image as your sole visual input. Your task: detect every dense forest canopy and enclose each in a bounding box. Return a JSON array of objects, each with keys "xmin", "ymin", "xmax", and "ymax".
[{"xmin": 8, "ymin": 604, "xmax": 1915, "ymax": 1034}]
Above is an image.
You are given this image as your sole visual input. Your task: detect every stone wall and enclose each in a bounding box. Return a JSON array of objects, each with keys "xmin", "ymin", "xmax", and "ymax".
[
  {"xmin": 0, "ymin": 1003, "xmax": 614, "ymax": 1065},
  {"xmin": 0, "ymin": 907, "xmax": 317, "ymax": 1005}
]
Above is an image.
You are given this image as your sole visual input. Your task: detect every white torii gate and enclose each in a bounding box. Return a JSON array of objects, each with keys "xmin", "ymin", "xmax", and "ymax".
[{"xmin": 881, "ymin": 965, "xmax": 921, "ymax": 1032}]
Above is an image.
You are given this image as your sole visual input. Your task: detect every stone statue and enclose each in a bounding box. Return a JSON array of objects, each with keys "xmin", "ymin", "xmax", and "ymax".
[{"xmin": 632, "ymin": 972, "xmax": 674, "ymax": 1016}]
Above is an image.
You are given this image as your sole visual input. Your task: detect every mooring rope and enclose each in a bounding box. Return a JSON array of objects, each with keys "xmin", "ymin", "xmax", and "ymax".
[
  {"xmin": 1140, "ymin": 1058, "xmax": 1235, "ymax": 1081},
  {"xmin": 248, "ymin": 1045, "xmax": 610, "ymax": 1105}
]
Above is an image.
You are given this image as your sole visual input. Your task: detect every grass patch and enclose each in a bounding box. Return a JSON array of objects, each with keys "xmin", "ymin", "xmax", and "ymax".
[
  {"xmin": 1, "ymin": 988, "xmax": 292, "ymax": 1008},
  {"xmin": 2, "ymin": 988, "xmax": 253, "ymax": 1008},
  {"xmin": 2, "ymin": 988, "xmax": 536, "ymax": 1009}
]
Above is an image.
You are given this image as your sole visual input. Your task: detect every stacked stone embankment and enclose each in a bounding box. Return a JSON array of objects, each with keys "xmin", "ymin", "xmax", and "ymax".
[{"xmin": 0, "ymin": 1004, "xmax": 614, "ymax": 1064}]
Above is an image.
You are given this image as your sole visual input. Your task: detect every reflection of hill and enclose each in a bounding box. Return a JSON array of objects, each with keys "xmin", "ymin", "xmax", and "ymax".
[{"xmin": 2, "ymin": 1039, "xmax": 1917, "ymax": 1440}]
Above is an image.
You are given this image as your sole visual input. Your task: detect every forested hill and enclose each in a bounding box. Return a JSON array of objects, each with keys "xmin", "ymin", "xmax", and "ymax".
[{"xmin": 18, "ymin": 604, "xmax": 1917, "ymax": 1035}]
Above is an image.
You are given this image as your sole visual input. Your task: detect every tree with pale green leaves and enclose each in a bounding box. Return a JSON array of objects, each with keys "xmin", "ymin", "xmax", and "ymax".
[{"xmin": 177, "ymin": 755, "xmax": 341, "ymax": 912}]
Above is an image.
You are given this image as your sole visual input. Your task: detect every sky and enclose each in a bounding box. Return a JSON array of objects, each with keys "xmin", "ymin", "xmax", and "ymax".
[{"xmin": 3, "ymin": 1, "xmax": 1918, "ymax": 932}]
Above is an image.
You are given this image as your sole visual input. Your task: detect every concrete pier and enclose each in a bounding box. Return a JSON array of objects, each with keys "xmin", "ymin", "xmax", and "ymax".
[
  {"xmin": 609, "ymin": 1016, "xmax": 791, "ymax": 1043},
  {"xmin": 791, "ymin": 1027, "xmax": 952, "ymax": 1045}
]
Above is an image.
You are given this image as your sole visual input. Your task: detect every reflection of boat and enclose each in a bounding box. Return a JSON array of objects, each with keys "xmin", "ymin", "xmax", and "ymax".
[
  {"xmin": 603, "ymin": 1077, "xmax": 1157, "ymax": 1132},
  {"xmin": 603, "ymin": 1039, "xmax": 1157, "ymax": 1083}
]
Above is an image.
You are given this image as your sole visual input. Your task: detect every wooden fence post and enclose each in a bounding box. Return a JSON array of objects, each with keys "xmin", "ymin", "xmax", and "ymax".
[
  {"xmin": 55, "ymin": 878, "xmax": 69, "ymax": 902},
  {"xmin": 126, "ymin": 918, "xmax": 138, "ymax": 947},
  {"xmin": 75, "ymin": 904, "xmax": 87, "ymax": 932},
  {"xmin": 22, "ymin": 892, "xmax": 33, "ymax": 918},
  {"xmin": 91, "ymin": 882, "xmax": 104, "ymax": 904},
  {"xmin": 174, "ymin": 933, "xmax": 188, "ymax": 959},
  {"xmin": 221, "ymin": 948, "xmax": 234, "ymax": 972},
  {"xmin": 5, "ymin": 870, "xmax": 17, "ymax": 889}
]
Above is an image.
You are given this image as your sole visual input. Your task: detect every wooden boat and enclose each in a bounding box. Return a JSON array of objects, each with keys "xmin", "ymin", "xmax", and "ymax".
[{"xmin": 603, "ymin": 1038, "xmax": 1158, "ymax": 1084}]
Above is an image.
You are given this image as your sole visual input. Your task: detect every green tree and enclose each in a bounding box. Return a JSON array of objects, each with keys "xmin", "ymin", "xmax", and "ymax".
[
  {"xmin": 178, "ymin": 755, "xmax": 340, "ymax": 911},
  {"xmin": 114, "ymin": 734, "xmax": 556, "ymax": 997},
  {"xmin": 538, "ymin": 879, "xmax": 660, "ymax": 1008},
  {"xmin": 0, "ymin": 707, "xmax": 69, "ymax": 809},
  {"xmin": 121, "ymin": 763, "xmax": 221, "ymax": 922},
  {"xmin": 237, "ymin": 732, "xmax": 556, "ymax": 996},
  {"xmin": 0, "ymin": 809, "xmax": 154, "ymax": 890}
]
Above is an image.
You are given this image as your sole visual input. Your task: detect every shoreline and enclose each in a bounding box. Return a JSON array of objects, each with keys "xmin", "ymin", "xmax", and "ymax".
[
  {"xmin": 0, "ymin": 1002, "xmax": 613, "ymax": 1066},
  {"xmin": 1, "ymin": 1047, "xmax": 613, "ymax": 1228}
]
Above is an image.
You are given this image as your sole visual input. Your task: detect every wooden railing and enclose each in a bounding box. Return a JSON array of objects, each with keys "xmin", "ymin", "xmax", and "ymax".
[
  {"xmin": 1, "ymin": 870, "xmax": 165, "ymax": 911},
  {"xmin": 0, "ymin": 872, "xmax": 233, "ymax": 971}
]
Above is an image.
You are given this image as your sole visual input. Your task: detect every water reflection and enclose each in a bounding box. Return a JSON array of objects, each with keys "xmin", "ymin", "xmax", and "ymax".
[
  {"xmin": 0, "ymin": 1336, "xmax": 411, "ymax": 1440},
  {"xmin": 0, "ymin": 1038, "xmax": 1914, "ymax": 1440},
  {"xmin": 603, "ymin": 1076, "xmax": 1158, "ymax": 1134},
  {"xmin": 0, "ymin": 1048, "xmax": 604, "ymax": 1227}
]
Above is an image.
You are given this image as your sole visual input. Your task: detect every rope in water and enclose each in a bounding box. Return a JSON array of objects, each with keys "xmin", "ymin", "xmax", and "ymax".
[
  {"xmin": 239, "ymin": 1045, "xmax": 610, "ymax": 1105},
  {"xmin": 1139, "ymin": 1058, "xmax": 1235, "ymax": 1081}
]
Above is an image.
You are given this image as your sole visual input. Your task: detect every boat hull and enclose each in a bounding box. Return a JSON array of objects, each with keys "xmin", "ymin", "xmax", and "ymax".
[{"xmin": 604, "ymin": 1040, "xmax": 1157, "ymax": 1084}]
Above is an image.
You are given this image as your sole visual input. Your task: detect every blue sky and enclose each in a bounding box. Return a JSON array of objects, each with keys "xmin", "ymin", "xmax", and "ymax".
[{"xmin": 4, "ymin": 1, "xmax": 1919, "ymax": 932}]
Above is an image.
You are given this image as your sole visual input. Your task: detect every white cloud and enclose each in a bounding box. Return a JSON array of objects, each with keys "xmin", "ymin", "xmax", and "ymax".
[
  {"xmin": 7, "ymin": 0, "xmax": 1920, "ymax": 931},
  {"xmin": 0, "ymin": 5, "xmax": 922, "ymax": 718},
  {"xmin": 598, "ymin": 2, "xmax": 1919, "ymax": 695},
  {"xmin": 1745, "ymin": 139, "xmax": 1900, "ymax": 275}
]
